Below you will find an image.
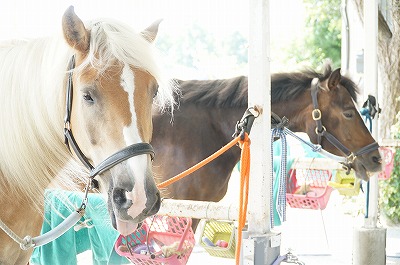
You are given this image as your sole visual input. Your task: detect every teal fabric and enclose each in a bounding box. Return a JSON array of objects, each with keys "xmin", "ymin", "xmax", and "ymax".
[
  {"xmin": 30, "ymin": 189, "xmax": 129, "ymax": 265},
  {"xmin": 272, "ymin": 138, "xmax": 325, "ymax": 226}
]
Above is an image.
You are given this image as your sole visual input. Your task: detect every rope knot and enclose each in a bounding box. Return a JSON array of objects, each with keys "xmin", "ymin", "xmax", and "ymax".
[
  {"xmin": 238, "ymin": 133, "xmax": 250, "ymax": 148},
  {"xmin": 20, "ymin": 236, "xmax": 34, "ymax": 250},
  {"xmin": 271, "ymin": 112, "xmax": 289, "ymax": 130}
]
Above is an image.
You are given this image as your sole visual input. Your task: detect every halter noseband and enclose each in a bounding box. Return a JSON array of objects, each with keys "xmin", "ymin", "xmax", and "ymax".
[
  {"xmin": 310, "ymin": 78, "xmax": 379, "ymax": 170},
  {"xmin": 64, "ymin": 55, "xmax": 155, "ymax": 190}
]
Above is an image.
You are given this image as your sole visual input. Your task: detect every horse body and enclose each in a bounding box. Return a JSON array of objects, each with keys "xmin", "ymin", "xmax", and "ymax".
[
  {"xmin": 0, "ymin": 7, "xmax": 175, "ymax": 264},
  {"xmin": 153, "ymin": 65, "xmax": 382, "ymax": 229},
  {"xmin": 153, "ymin": 77, "xmax": 247, "ymax": 202}
]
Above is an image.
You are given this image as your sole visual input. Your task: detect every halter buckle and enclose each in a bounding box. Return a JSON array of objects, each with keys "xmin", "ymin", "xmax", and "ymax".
[
  {"xmin": 64, "ymin": 121, "xmax": 71, "ymax": 131},
  {"xmin": 312, "ymin": 109, "xmax": 322, "ymax": 121},
  {"xmin": 315, "ymin": 126, "xmax": 326, "ymax": 135}
]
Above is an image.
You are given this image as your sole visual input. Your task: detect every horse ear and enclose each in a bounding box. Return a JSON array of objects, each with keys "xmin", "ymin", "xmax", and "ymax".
[
  {"xmin": 62, "ymin": 6, "xmax": 90, "ymax": 54},
  {"xmin": 141, "ymin": 19, "xmax": 163, "ymax": 43},
  {"xmin": 327, "ymin": 68, "xmax": 341, "ymax": 90}
]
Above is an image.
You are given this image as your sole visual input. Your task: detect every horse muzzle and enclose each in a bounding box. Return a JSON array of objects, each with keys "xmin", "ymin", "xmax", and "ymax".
[
  {"xmin": 351, "ymin": 148, "xmax": 382, "ymax": 181},
  {"xmin": 110, "ymin": 186, "xmax": 161, "ymax": 235}
]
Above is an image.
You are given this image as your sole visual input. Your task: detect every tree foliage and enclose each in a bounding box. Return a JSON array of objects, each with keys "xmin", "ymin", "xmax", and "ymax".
[
  {"xmin": 285, "ymin": 0, "xmax": 342, "ymax": 69},
  {"xmin": 155, "ymin": 0, "xmax": 342, "ymax": 77}
]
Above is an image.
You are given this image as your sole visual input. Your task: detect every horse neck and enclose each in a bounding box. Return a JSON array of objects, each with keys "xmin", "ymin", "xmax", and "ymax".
[
  {"xmin": 219, "ymin": 107, "xmax": 247, "ymax": 140},
  {"xmin": 0, "ymin": 38, "xmax": 80, "ymax": 209}
]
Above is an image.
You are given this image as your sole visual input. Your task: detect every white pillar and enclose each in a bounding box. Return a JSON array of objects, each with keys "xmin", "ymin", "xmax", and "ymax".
[
  {"xmin": 362, "ymin": 0, "xmax": 379, "ymax": 230},
  {"xmin": 353, "ymin": 0, "xmax": 386, "ymax": 264},
  {"xmin": 243, "ymin": 0, "xmax": 280, "ymax": 264}
]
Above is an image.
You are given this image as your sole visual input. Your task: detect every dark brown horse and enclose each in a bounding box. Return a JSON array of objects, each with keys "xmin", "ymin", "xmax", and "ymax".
[{"xmin": 151, "ymin": 64, "xmax": 382, "ymax": 228}]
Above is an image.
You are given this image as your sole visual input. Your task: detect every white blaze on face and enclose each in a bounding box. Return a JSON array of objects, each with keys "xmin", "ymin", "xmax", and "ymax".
[{"xmin": 118, "ymin": 63, "xmax": 148, "ymax": 233}]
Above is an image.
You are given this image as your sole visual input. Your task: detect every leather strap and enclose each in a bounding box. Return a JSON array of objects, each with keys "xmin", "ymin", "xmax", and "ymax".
[{"xmin": 90, "ymin": 143, "xmax": 155, "ymax": 178}]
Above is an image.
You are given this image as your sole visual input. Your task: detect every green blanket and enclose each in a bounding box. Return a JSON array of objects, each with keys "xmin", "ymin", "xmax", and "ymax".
[{"xmin": 30, "ymin": 189, "xmax": 129, "ymax": 265}]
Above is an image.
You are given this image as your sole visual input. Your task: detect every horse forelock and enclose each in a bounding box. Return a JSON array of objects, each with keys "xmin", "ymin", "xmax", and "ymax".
[{"xmin": 77, "ymin": 19, "xmax": 177, "ymax": 113}]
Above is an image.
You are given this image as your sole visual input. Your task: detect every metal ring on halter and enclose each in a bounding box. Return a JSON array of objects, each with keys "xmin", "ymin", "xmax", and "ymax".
[
  {"xmin": 78, "ymin": 177, "xmax": 93, "ymax": 211},
  {"xmin": 312, "ymin": 109, "xmax": 322, "ymax": 121},
  {"xmin": 346, "ymin": 153, "xmax": 357, "ymax": 164},
  {"xmin": 315, "ymin": 125, "xmax": 326, "ymax": 135}
]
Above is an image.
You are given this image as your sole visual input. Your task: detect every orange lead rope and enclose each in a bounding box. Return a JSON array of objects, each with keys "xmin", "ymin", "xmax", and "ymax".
[
  {"xmin": 236, "ymin": 133, "xmax": 251, "ymax": 265},
  {"xmin": 156, "ymin": 132, "xmax": 251, "ymax": 265},
  {"xmin": 157, "ymin": 135, "xmax": 242, "ymax": 189}
]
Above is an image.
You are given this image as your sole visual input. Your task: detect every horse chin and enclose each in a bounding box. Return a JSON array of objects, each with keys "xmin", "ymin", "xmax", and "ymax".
[
  {"xmin": 353, "ymin": 166, "xmax": 370, "ymax": 181},
  {"xmin": 110, "ymin": 210, "xmax": 139, "ymax": 236},
  {"xmin": 352, "ymin": 159, "xmax": 372, "ymax": 181}
]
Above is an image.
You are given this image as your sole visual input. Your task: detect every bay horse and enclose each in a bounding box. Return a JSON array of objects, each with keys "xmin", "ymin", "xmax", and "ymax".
[
  {"xmin": 0, "ymin": 6, "xmax": 176, "ymax": 265},
  {"xmin": 152, "ymin": 64, "xmax": 382, "ymax": 229}
]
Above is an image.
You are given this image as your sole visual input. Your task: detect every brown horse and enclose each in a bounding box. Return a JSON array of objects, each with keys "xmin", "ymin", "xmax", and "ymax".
[
  {"xmin": 152, "ymin": 64, "xmax": 382, "ymax": 228},
  {"xmin": 0, "ymin": 7, "xmax": 176, "ymax": 265}
]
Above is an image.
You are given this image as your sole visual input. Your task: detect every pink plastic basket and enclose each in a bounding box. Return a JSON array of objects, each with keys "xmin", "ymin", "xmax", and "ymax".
[
  {"xmin": 115, "ymin": 215, "xmax": 195, "ymax": 265},
  {"xmin": 286, "ymin": 169, "xmax": 333, "ymax": 210},
  {"xmin": 378, "ymin": 147, "xmax": 395, "ymax": 180}
]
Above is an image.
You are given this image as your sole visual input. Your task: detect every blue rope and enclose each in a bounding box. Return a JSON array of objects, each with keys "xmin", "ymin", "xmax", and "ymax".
[
  {"xmin": 271, "ymin": 127, "xmax": 288, "ymax": 227},
  {"xmin": 360, "ymin": 107, "xmax": 372, "ymax": 133},
  {"xmin": 269, "ymin": 126, "xmax": 338, "ymax": 228},
  {"xmin": 360, "ymin": 107, "xmax": 372, "ymax": 218}
]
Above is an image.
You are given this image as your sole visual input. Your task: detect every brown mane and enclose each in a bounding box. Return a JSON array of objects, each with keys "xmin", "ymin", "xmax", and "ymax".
[{"xmin": 174, "ymin": 64, "xmax": 359, "ymax": 109}]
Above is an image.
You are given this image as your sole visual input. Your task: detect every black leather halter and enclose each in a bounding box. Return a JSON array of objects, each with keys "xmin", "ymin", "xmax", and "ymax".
[
  {"xmin": 310, "ymin": 78, "xmax": 379, "ymax": 170},
  {"xmin": 63, "ymin": 55, "xmax": 155, "ymax": 186}
]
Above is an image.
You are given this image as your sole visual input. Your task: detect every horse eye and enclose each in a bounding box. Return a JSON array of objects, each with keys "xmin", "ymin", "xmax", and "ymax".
[
  {"xmin": 83, "ymin": 92, "xmax": 94, "ymax": 103},
  {"xmin": 153, "ymin": 85, "xmax": 159, "ymax": 99},
  {"xmin": 343, "ymin": 110, "xmax": 354, "ymax": 119}
]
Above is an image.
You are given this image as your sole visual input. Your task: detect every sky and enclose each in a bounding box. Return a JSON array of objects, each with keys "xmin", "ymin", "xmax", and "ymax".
[{"xmin": 0, "ymin": 0, "xmax": 305, "ymax": 78}]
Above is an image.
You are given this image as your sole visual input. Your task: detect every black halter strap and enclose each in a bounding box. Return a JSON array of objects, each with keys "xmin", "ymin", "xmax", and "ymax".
[
  {"xmin": 63, "ymin": 55, "xmax": 155, "ymax": 182},
  {"xmin": 310, "ymin": 78, "xmax": 379, "ymax": 168}
]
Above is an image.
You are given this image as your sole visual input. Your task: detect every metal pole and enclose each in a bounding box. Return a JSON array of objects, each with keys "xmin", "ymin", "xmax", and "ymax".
[
  {"xmin": 244, "ymin": 0, "xmax": 280, "ymax": 264},
  {"xmin": 362, "ymin": 0, "xmax": 379, "ymax": 230},
  {"xmin": 158, "ymin": 199, "xmax": 239, "ymax": 221},
  {"xmin": 353, "ymin": 0, "xmax": 386, "ymax": 264}
]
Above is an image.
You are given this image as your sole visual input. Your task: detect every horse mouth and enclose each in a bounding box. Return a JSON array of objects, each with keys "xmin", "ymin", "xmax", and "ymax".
[
  {"xmin": 353, "ymin": 157, "xmax": 382, "ymax": 181},
  {"xmin": 110, "ymin": 210, "xmax": 140, "ymax": 236}
]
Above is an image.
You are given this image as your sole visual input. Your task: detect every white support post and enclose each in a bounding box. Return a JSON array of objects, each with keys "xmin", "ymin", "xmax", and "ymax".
[
  {"xmin": 353, "ymin": 0, "xmax": 386, "ymax": 264},
  {"xmin": 244, "ymin": 0, "xmax": 280, "ymax": 264},
  {"xmin": 363, "ymin": 0, "xmax": 379, "ymax": 230}
]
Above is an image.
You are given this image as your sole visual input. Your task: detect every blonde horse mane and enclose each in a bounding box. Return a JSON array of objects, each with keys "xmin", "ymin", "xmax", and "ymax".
[{"xmin": 0, "ymin": 18, "xmax": 176, "ymax": 212}]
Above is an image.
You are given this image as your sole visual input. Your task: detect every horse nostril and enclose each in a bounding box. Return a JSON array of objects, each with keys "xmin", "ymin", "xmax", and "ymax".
[
  {"xmin": 372, "ymin": 155, "xmax": 382, "ymax": 164},
  {"xmin": 112, "ymin": 188, "xmax": 132, "ymax": 209}
]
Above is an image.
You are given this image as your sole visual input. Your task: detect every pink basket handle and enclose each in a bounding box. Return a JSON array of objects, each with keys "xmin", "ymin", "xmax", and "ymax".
[{"xmin": 175, "ymin": 217, "xmax": 192, "ymax": 252}]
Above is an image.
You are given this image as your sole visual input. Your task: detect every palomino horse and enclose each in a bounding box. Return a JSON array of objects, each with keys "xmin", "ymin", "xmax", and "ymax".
[
  {"xmin": 152, "ymin": 64, "xmax": 382, "ymax": 229},
  {"xmin": 0, "ymin": 6, "xmax": 176, "ymax": 264}
]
